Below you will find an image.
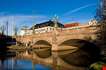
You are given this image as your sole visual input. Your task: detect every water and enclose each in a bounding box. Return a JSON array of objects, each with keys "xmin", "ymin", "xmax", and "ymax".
[
  {"xmin": 0, "ymin": 46, "xmax": 100, "ymax": 70},
  {"xmin": 1, "ymin": 58, "xmax": 52, "ymax": 70},
  {"xmin": 0, "ymin": 50, "xmax": 87, "ymax": 70}
]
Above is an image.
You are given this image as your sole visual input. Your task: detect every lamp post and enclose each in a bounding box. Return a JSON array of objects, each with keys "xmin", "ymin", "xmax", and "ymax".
[
  {"xmin": 32, "ymin": 23, "xmax": 35, "ymax": 35},
  {"xmin": 52, "ymin": 15, "xmax": 59, "ymax": 50},
  {"xmin": 52, "ymin": 15, "xmax": 59, "ymax": 70}
]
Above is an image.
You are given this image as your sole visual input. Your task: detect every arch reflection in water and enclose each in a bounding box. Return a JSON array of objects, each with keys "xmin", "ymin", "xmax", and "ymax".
[
  {"xmin": 32, "ymin": 40, "xmax": 52, "ymax": 58},
  {"xmin": 34, "ymin": 48, "xmax": 51, "ymax": 58},
  {"xmin": 59, "ymin": 39, "xmax": 100, "ymax": 67}
]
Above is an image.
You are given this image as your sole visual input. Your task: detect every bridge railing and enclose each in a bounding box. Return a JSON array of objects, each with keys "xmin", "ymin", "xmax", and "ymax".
[{"xmin": 56, "ymin": 28, "xmax": 97, "ymax": 35}]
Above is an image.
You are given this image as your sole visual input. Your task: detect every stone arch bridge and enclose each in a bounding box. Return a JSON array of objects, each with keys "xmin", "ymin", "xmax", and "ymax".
[{"xmin": 16, "ymin": 25, "xmax": 98, "ymax": 51}]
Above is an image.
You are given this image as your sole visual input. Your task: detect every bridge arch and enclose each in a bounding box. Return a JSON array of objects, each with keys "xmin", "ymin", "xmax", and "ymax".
[
  {"xmin": 34, "ymin": 40, "xmax": 52, "ymax": 46},
  {"xmin": 59, "ymin": 39, "xmax": 101, "ymax": 66},
  {"xmin": 32, "ymin": 40, "xmax": 52, "ymax": 58},
  {"xmin": 59, "ymin": 39, "xmax": 85, "ymax": 46}
]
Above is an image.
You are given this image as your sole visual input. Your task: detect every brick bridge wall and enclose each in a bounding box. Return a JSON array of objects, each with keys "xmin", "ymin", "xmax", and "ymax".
[{"xmin": 16, "ymin": 25, "xmax": 98, "ymax": 51}]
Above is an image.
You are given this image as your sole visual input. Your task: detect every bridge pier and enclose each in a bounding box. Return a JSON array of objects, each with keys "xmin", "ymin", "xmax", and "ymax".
[
  {"xmin": 25, "ymin": 50, "xmax": 29, "ymax": 55},
  {"xmin": 52, "ymin": 44, "xmax": 59, "ymax": 51},
  {"xmin": 25, "ymin": 43, "xmax": 28, "ymax": 47}
]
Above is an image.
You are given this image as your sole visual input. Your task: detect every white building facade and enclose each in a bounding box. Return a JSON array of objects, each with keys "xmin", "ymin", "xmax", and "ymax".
[{"xmin": 19, "ymin": 26, "xmax": 55, "ymax": 36}]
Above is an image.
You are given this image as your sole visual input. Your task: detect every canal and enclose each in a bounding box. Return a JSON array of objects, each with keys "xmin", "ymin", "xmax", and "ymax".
[
  {"xmin": 0, "ymin": 47, "xmax": 88, "ymax": 70},
  {"xmin": 0, "ymin": 44, "xmax": 100, "ymax": 70}
]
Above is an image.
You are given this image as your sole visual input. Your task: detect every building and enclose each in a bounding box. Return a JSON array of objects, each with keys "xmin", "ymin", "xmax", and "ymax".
[
  {"xmin": 19, "ymin": 20, "xmax": 64, "ymax": 36},
  {"xmin": 64, "ymin": 22, "xmax": 80, "ymax": 28},
  {"xmin": 30, "ymin": 20, "xmax": 64, "ymax": 29},
  {"xmin": 30, "ymin": 20, "xmax": 64, "ymax": 34},
  {"xmin": 88, "ymin": 19, "xmax": 97, "ymax": 25},
  {"xmin": 19, "ymin": 27, "xmax": 33, "ymax": 36},
  {"xmin": 34, "ymin": 26, "xmax": 54, "ymax": 33},
  {"xmin": 62, "ymin": 22, "xmax": 80, "ymax": 30},
  {"xmin": 63, "ymin": 21, "xmax": 98, "ymax": 31},
  {"xmin": 19, "ymin": 20, "xmax": 98, "ymax": 36},
  {"xmin": 19, "ymin": 29, "xmax": 33, "ymax": 36}
]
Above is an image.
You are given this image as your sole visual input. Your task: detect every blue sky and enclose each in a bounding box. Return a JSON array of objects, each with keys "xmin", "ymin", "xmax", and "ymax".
[{"xmin": 0, "ymin": 0, "xmax": 99, "ymax": 35}]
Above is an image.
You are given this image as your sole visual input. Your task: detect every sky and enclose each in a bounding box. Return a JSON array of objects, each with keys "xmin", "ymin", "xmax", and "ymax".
[{"xmin": 0, "ymin": 0, "xmax": 99, "ymax": 35}]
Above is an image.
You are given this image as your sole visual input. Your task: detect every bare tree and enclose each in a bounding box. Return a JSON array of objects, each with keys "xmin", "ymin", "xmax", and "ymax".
[
  {"xmin": 95, "ymin": 0, "xmax": 106, "ymax": 49},
  {"xmin": 14, "ymin": 25, "xmax": 18, "ymax": 36},
  {"xmin": 22, "ymin": 25, "xmax": 29, "ymax": 35},
  {"xmin": 96, "ymin": 20, "xmax": 106, "ymax": 56},
  {"xmin": 0, "ymin": 25, "xmax": 5, "ymax": 35}
]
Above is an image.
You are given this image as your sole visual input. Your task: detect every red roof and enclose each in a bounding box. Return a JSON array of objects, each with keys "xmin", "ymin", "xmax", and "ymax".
[{"xmin": 64, "ymin": 23, "xmax": 80, "ymax": 28}]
